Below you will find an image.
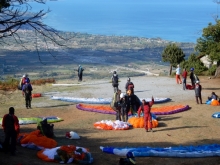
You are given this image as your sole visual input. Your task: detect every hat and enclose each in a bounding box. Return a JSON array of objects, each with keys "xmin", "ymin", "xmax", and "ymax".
[
  {"xmin": 190, "ymin": 67, "xmax": 194, "ymax": 71},
  {"xmin": 22, "ymin": 75, "xmax": 26, "ymax": 78},
  {"xmin": 196, "ymin": 80, "xmax": 200, "ymax": 83}
]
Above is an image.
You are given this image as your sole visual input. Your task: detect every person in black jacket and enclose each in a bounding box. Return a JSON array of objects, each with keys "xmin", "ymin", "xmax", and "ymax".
[
  {"xmin": 22, "ymin": 79, "xmax": 33, "ymax": 109},
  {"xmin": 125, "ymin": 89, "xmax": 140, "ymax": 115},
  {"xmin": 120, "ymin": 93, "xmax": 128, "ymax": 122},
  {"xmin": 125, "ymin": 77, "xmax": 134, "ymax": 94},
  {"xmin": 78, "ymin": 65, "xmax": 84, "ymax": 81},
  {"xmin": 111, "ymin": 71, "xmax": 119, "ymax": 93}
]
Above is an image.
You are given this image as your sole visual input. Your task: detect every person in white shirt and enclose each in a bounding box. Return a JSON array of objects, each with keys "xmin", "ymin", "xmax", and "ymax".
[{"xmin": 175, "ymin": 64, "xmax": 182, "ymax": 84}]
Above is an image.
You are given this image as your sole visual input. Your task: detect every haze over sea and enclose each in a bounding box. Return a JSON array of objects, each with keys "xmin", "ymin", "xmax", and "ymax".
[{"xmin": 31, "ymin": 0, "xmax": 217, "ymax": 43}]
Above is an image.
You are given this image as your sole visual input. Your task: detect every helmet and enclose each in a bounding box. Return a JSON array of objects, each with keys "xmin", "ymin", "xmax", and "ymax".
[
  {"xmin": 190, "ymin": 67, "xmax": 194, "ymax": 71},
  {"xmin": 127, "ymin": 77, "xmax": 130, "ymax": 81},
  {"xmin": 196, "ymin": 80, "xmax": 200, "ymax": 83},
  {"xmin": 120, "ymin": 93, "xmax": 125, "ymax": 98},
  {"xmin": 113, "ymin": 71, "xmax": 116, "ymax": 74},
  {"xmin": 22, "ymin": 74, "xmax": 25, "ymax": 78}
]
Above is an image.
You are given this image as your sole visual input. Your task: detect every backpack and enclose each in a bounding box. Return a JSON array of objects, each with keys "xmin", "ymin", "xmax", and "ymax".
[
  {"xmin": 37, "ymin": 119, "xmax": 54, "ymax": 138},
  {"xmin": 23, "ymin": 84, "xmax": 31, "ymax": 95},
  {"xmin": 112, "ymin": 75, "xmax": 119, "ymax": 84}
]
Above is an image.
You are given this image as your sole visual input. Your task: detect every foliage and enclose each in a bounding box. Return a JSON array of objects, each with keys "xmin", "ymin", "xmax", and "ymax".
[
  {"xmin": 181, "ymin": 53, "xmax": 208, "ymax": 75},
  {"xmin": 0, "ymin": 77, "xmax": 19, "ymax": 90},
  {"xmin": 0, "ymin": 78, "xmax": 55, "ymax": 91},
  {"xmin": 195, "ymin": 21, "xmax": 220, "ymax": 65},
  {"xmin": 162, "ymin": 43, "xmax": 185, "ymax": 75},
  {"xmin": 208, "ymin": 65, "xmax": 218, "ymax": 75}
]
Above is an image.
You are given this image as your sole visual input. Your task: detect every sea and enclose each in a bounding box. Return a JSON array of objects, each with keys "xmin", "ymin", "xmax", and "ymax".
[{"xmin": 29, "ymin": 0, "xmax": 218, "ymax": 43}]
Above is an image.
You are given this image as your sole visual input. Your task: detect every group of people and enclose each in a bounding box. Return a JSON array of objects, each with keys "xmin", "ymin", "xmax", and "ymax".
[
  {"xmin": 111, "ymin": 71, "xmax": 155, "ymax": 132},
  {"xmin": 175, "ymin": 65, "xmax": 199, "ymax": 89},
  {"xmin": 175, "ymin": 65, "xmax": 203, "ymax": 104}
]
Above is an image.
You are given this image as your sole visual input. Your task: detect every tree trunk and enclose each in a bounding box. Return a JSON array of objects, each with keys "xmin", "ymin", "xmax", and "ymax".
[
  {"xmin": 169, "ymin": 64, "xmax": 173, "ymax": 76},
  {"xmin": 213, "ymin": 65, "xmax": 220, "ymax": 78}
]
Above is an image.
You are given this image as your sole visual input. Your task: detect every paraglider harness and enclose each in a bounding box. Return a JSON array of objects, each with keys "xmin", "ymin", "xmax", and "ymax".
[
  {"xmin": 119, "ymin": 152, "xmax": 136, "ymax": 165},
  {"xmin": 37, "ymin": 118, "xmax": 54, "ymax": 138}
]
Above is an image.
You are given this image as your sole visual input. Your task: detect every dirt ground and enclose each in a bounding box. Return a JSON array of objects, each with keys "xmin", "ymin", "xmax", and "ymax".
[{"xmin": 0, "ymin": 76, "xmax": 220, "ymax": 165}]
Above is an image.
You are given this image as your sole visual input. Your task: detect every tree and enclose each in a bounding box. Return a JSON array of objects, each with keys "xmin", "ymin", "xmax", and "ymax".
[
  {"xmin": 162, "ymin": 43, "xmax": 185, "ymax": 75},
  {"xmin": 0, "ymin": 0, "xmax": 69, "ymax": 60},
  {"xmin": 181, "ymin": 53, "xmax": 207, "ymax": 75},
  {"xmin": 195, "ymin": 20, "xmax": 220, "ymax": 77}
]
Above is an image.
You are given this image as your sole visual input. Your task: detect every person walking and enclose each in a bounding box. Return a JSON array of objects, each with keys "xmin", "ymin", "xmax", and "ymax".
[
  {"xmin": 77, "ymin": 65, "xmax": 84, "ymax": 81},
  {"xmin": 2, "ymin": 107, "xmax": 20, "ymax": 155},
  {"xmin": 182, "ymin": 68, "xmax": 188, "ymax": 90},
  {"xmin": 195, "ymin": 81, "xmax": 202, "ymax": 104},
  {"xmin": 22, "ymin": 79, "xmax": 33, "ymax": 109},
  {"xmin": 111, "ymin": 71, "xmax": 119, "ymax": 93},
  {"xmin": 175, "ymin": 64, "xmax": 182, "ymax": 84},
  {"xmin": 137, "ymin": 97, "xmax": 154, "ymax": 132}
]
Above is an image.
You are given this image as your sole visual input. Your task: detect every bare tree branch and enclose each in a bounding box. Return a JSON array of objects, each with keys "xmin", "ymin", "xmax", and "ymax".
[{"xmin": 0, "ymin": 0, "xmax": 70, "ymax": 62}]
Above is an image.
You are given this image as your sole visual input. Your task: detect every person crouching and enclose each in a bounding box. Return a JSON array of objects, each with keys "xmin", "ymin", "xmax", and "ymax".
[{"xmin": 137, "ymin": 97, "xmax": 154, "ymax": 132}]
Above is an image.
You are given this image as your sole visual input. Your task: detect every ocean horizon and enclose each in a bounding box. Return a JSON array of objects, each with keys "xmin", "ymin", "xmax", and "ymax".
[{"xmin": 30, "ymin": 0, "xmax": 217, "ymax": 43}]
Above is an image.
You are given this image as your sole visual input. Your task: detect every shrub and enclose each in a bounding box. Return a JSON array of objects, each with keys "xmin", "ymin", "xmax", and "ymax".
[{"xmin": 208, "ymin": 65, "xmax": 217, "ymax": 76}]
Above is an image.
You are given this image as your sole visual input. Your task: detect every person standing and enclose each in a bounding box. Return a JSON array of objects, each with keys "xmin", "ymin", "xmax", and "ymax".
[
  {"xmin": 2, "ymin": 107, "xmax": 20, "ymax": 155},
  {"xmin": 77, "ymin": 65, "xmax": 84, "ymax": 81},
  {"xmin": 137, "ymin": 97, "xmax": 154, "ymax": 132},
  {"xmin": 125, "ymin": 77, "xmax": 134, "ymax": 94},
  {"xmin": 182, "ymin": 68, "xmax": 188, "ymax": 90},
  {"xmin": 111, "ymin": 90, "xmax": 122, "ymax": 121},
  {"xmin": 195, "ymin": 81, "xmax": 202, "ymax": 104},
  {"xmin": 120, "ymin": 93, "xmax": 128, "ymax": 122},
  {"xmin": 125, "ymin": 89, "xmax": 140, "ymax": 115},
  {"xmin": 175, "ymin": 64, "xmax": 182, "ymax": 84},
  {"xmin": 189, "ymin": 67, "xmax": 195, "ymax": 86},
  {"xmin": 22, "ymin": 79, "xmax": 33, "ymax": 109},
  {"xmin": 111, "ymin": 71, "xmax": 119, "ymax": 93}
]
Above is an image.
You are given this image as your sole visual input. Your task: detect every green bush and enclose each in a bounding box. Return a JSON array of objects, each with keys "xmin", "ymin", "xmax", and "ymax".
[{"xmin": 208, "ymin": 65, "xmax": 217, "ymax": 75}]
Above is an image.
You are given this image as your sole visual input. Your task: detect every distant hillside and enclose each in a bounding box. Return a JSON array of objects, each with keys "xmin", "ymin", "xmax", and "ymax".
[{"xmin": 0, "ymin": 30, "xmax": 195, "ymax": 79}]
